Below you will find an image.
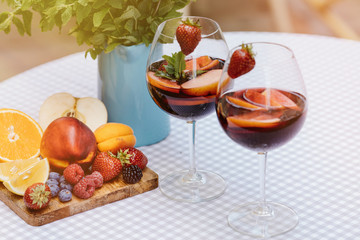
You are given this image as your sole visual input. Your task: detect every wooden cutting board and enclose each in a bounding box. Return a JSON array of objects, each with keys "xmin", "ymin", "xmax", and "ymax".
[{"xmin": 0, "ymin": 167, "xmax": 158, "ymax": 226}]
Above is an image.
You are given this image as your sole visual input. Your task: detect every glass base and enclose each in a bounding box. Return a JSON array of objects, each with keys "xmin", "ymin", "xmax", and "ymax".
[
  {"xmin": 228, "ymin": 202, "xmax": 298, "ymax": 238},
  {"xmin": 159, "ymin": 170, "xmax": 226, "ymax": 202}
]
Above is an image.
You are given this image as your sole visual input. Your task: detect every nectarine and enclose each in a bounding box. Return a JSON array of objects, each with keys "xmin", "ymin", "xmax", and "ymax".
[{"xmin": 40, "ymin": 117, "xmax": 97, "ymax": 173}]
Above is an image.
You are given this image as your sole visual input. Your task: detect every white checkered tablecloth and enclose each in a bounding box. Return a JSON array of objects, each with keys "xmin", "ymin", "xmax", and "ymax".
[{"xmin": 0, "ymin": 32, "xmax": 360, "ymax": 240}]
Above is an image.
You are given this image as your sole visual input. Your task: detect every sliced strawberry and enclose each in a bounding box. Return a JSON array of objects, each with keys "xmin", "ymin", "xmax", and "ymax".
[
  {"xmin": 227, "ymin": 43, "xmax": 255, "ymax": 78},
  {"xmin": 176, "ymin": 18, "xmax": 202, "ymax": 55}
]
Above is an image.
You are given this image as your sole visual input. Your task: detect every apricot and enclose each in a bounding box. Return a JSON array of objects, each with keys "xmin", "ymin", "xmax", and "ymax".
[
  {"xmin": 94, "ymin": 123, "xmax": 136, "ymax": 153},
  {"xmin": 40, "ymin": 117, "xmax": 97, "ymax": 173}
]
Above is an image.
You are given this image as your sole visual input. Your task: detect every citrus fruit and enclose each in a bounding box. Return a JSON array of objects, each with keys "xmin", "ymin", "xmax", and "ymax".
[
  {"xmin": 0, "ymin": 157, "xmax": 41, "ymax": 182},
  {"xmin": 0, "ymin": 108, "xmax": 43, "ymax": 163},
  {"xmin": 3, "ymin": 158, "xmax": 49, "ymax": 196}
]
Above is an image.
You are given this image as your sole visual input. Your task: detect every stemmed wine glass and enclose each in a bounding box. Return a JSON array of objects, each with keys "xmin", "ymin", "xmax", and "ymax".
[
  {"xmin": 216, "ymin": 42, "xmax": 307, "ymax": 237},
  {"xmin": 146, "ymin": 16, "xmax": 228, "ymax": 202}
]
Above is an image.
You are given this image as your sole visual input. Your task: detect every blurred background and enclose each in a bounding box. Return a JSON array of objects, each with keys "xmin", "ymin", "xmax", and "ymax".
[{"xmin": 0, "ymin": 0, "xmax": 359, "ymax": 82}]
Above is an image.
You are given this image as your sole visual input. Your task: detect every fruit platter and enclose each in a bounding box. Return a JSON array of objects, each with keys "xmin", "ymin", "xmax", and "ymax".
[{"xmin": 0, "ymin": 93, "xmax": 158, "ymax": 226}]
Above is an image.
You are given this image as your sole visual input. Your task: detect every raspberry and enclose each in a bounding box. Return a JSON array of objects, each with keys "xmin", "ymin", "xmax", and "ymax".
[
  {"xmin": 86, "ymin": 171, "xmax": 103, "ymax": 188},
  {"xmin": 58, "ymin": 189, "xmax": 72, "ymax": 202},
  {"xmin": 122, "ymin": 165, "xmax": 143, "ymax": 184},
  {"xmin": 73, "ymin": 178, "xmax": 95, "ymax": 199},
  {"xmin": 48, "ymin": 184, "xmax": 60, "ymax": 197},
  {"xmin": 63, "ymin": 164, "xmax": 84, "ymax": 185}
]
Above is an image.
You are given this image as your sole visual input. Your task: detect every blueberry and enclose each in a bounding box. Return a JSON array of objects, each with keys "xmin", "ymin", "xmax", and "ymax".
[
  {"xmin": 59, "ymin": 175, "xmax": 66, "ymax": 183},
  {"xmin": 46, "ymin": 179, "xmax": 58, "ymax": 186},
  {"xmin": 48, "ymin": 172, "xmax": 61, "ymax": 181},
  {"xmin": 48, "ymin": 184, "xmax": 60, "ymax": 197},
  {"xmin": 60, "ymin": 181, "xmax": 73, "ymax": 192},
  {"xmin": 58, "ymin": 189, "xmax": 72, "ymax": 202}
]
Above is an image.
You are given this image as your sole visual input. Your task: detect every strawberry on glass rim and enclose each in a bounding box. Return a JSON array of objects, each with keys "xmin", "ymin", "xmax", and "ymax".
[
  {"xmin": 176, "ymin": 18, "xmax": 202, "ymax": 56},
  {"xmin": 227, "ymin": 43, "xmax": 255, "ymax": 79}
]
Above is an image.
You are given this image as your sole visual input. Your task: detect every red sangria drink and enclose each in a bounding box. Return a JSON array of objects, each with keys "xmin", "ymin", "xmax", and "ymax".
[
  {"xmin": 147, "ymin": 55, "xmax": 224, "ymax": 120},
  {"xmin": 146, "ymin": 16, "xmax": 228, "ymax": 203},
  {"xmin": 216, "ymin": 42, "xmax": 307, "ymax": 237},
  {"xmin": 216, "ymin": 88, "xmax": 307, "ymax": 152}
]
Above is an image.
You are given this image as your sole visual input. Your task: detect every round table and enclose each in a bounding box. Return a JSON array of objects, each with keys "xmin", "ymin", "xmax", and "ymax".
[{"xmin": 0, "ymin": 32, "xmax": 359, "ymax": 240}]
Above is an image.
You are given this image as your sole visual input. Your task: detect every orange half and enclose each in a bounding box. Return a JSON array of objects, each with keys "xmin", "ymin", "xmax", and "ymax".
[{"xmin": 0, "ymin": 109, "xmax": 43, "ymax": 162}]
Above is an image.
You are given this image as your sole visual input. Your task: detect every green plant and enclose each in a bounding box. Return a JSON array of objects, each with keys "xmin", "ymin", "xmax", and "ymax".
[{"xmin": 0, "ymin": 0, "xmax": 192, "ymax": 59}]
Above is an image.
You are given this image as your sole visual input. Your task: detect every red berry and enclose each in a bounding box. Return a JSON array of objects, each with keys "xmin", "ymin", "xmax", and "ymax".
[
  {"xmin": 23, "ymin": 183, "xmax": 52, "ymax": 210},
  {"xmin": 73, "ymin": 178, "xmax": 95, "ymax": 199},
  {"xmin": 119, "ymin": 147, "xmax": 148, "ymax": 170},
  {"xmin": 63, "ymin": 163, "xmax": 84, "ymax": 185},
  {"xmin": 92, "ymin": 152, "xmax": 122, "ymax": 182},
  {"xmin": 176, "ymin": 18, "xmax": 201, "ymax": 55},
  {"xmin": 85, "ymin": 171, "xmax": 103, "ymax": 188},
  {"xmin": 227, "ymin": 43, "xmax": 256, "ymax": 79}
]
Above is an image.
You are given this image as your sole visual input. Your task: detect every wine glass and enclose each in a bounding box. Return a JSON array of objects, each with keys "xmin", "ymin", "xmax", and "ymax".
[
  {"xmin": 146, "ymin": 16, "xmax": 228, "ymax": 202},
  {"xmin": 216, "ymin": 42, "xmax": 307, "ymax": 237}
]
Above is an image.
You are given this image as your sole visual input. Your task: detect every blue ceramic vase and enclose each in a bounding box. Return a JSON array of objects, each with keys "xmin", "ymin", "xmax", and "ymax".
[{"xmin": 98, "ymin": 44, "xmax": 170, "ymax": 147}]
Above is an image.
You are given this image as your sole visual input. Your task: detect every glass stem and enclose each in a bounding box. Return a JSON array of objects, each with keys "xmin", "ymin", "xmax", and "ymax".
[
  {"xmin": 256, "ymin": 152, "xmax": 272, "ymax": 216},
  {"xmin": 185, "ymin": 120, "xmax": 199, "ymax": 182}
]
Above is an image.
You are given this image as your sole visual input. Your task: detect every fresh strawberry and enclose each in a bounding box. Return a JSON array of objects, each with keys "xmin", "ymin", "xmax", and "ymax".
[
  {"xmin": 227, "ymin": 43, "xmax": 256, "ymax": 78},
  {"xmin": 92, "ymin": 152, "xmax": 122, "ymax": 182},
  {"xmin": 118, "ymin": 147, "xmax": 148, "ymax": 170},
  {"xmin": 176, "ymin": 18, "xmax": 201, "ymax": 55},
  {"xmin": 23, "ymin": 183, "xmax": 52, "ymax": 210}
]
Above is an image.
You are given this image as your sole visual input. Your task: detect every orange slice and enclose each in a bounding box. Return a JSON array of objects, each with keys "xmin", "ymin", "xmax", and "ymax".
[
  {"xmin": 261, "ymin": 89, "xmax": 300, "ymax": 110},
  {"xmin": 147, "ymin": 71, "xmax": 180, "ymax": 94},
  {"xmin": 226, "ymin": 96, "xmax": 263, "ymax": 109},
  {"xmin": 227, "ymin": 112, "xmax": 281, "ymax": 128},
  {"xmin": 0, "ymin": 109, "xmax": 43, "ymax": 163},
  {"xmin": 0, "ymin": 157, "xmax": 41, "ymax": 182},
  {"xmin": 244, "ymin": 89, "xmax": 283, "ymax": 108},
  {"xmin": 3, "ymin": 158, "xmax": 49, "ymax": 196}
]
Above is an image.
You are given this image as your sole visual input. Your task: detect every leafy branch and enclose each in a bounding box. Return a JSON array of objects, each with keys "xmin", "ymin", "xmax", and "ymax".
[{"xmin": 0, "ymin": 0, "xmax": 193, "ymax": 59}]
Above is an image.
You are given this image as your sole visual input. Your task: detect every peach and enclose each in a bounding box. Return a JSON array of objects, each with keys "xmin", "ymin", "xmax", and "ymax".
[
  {"xmin": 261, "ymin": 89, "xmax": 300, "ymax": 111},
  {"xmin": 227, "ymin": 113, "xmax": 281, "ymax": 128},
  {"xmin": 226, "ymin": 96, "xmax": 263, "ymax": 109},
  {"xmin": 94, "ymin": 123, "xmax": 136, "ymax": 153},
  {"xmin": 40, "ymin": 117, "xmax": 97, "ymax": 172},
  {"xmin": 181, "ymin": 69, "xmax": 223, "ymax": 96},
  {"xmin": 147, "ymin": 71, "xmax": 180, "ymax": 94}
]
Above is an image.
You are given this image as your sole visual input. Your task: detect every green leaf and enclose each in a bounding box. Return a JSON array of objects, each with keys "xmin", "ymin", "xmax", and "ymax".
[
  {"xmin": 108, "ymin": 0, "xmax": 122, "ymax": 9},
  {"xmin": 91, "ymin": 32, "xmax": 105, "ymax": 45},
  {"xmin": 78, "ymin": 0, "xmax": 88, "ymax": 6},
  {"xmin": 0, "ymin": 16, "xmax": 11, "ymax": 31},
  {"xmin": 116, "ymin": 5, "xmax": 141, "ymax": 23},
  {"xmin": 93, "ymin": 8, "xmax": 109, "ymax": 28},
  {"xmin": 93, "ymin": 0, "xmax": 107, "ymax": 9},
  {"xmin": 104, "ymin": 42, "xmax": 120, "ymax": 53},
  {"xmin": 12, "ymin": 16, "xmax": 24, "ymax": 35},
  {"xmin": 22, "ymin": 10, "xmax": 32, "ymax": 35},
  {"xmin": 61, "ymin": 6, "xmax": 72, "ymax": 25},
  {"xmin": 76, "ymin": 4, "xmax": 91, "ymax": 24}
]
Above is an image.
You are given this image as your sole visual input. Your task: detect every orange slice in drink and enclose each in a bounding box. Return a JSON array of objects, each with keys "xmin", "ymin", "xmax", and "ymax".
[
  {"xmin": 227, "ymin": 112, "xmax": 281, "ymax": 128},
  {"xmin": 244, "ymin": 89, "xmax": 283, "ymax": 108},
  {"xmin": 261, "ymin": 89, "xmax": 300, "ymax": 111},
  {"xmin": 0, "ymin": 109, "xmax": 43, "ymax": 163},
  {"xmin": 226, "ymin": 96, "xmax": 263, "ymax": 109},
  {"xmin": 147, "ymin": 71, "xmax": 180, "ymax": 94}
]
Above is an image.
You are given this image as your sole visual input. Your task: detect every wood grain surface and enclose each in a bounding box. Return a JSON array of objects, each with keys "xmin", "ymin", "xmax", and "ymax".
[{"xmin": 0, "ymin": 167, "xmax": 158, "ymax": 226}]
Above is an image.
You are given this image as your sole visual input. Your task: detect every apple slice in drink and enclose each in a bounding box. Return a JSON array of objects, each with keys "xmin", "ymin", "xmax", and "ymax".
[
  {"xmin": 147, "ymin": 71, "xmax": 180, "ymax": 94},
  {"xmin": 181, "ymin": 69, "xmax": 222, "ymax": 96}
]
